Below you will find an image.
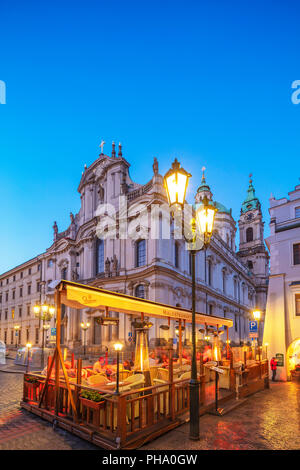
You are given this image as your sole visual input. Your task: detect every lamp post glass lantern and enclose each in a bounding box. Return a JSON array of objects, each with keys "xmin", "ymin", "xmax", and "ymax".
[
  {"xmin": 164, "ymin": 158, "xmax": 217, "ymax": 441},
  {"xmin": 33, "ymin": 302, "xmax": 55, "ymax": 368}
]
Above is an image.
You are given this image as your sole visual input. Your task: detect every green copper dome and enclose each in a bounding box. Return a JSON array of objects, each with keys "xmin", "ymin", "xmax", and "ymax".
[
  {"xmin": 241, "ymin": 175, "xmax": 260, "ymax": 213},
  {"xmin": 213, "ymin": 201, "xmax": 231, "ymax": 215}
]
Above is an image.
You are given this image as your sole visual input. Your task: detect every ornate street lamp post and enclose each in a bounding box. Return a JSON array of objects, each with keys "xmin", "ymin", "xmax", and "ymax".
[
  {"xmin": 164, "ymin": 158, "xmax": 217, "ymax": 441},
  {"xmin": 33, "ymin": 302, "xmax": 55, "ymax": 369},
  {"xmin": 114, "ymin": 342, "xmax": 124, "ymax": 395},
  {"xmin": 253, "ymin": 309, "xmax": 262, "ymax": 357},
  {"xmin": 14, "ymin": 325, "xmax": 20, "ymax": 348},
  {"xmin": 25, "ymin": 342, "xmax": 32, "ymax": 373},
  {"xmin": 80, "ymin": 322, "xmax": 90, "ymax": 358}
]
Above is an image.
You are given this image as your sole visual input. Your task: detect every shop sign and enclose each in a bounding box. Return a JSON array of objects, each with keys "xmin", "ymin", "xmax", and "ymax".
[{"xmin": 275, "ymin": 353, "xmax": 284, "ymax": 367}]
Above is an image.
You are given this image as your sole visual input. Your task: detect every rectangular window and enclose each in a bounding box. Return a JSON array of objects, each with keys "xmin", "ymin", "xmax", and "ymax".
[
  {"xmin": 28, "ymin": 268, "xmax": 31, "ymax": 275},
  {"xmin": 295, "ymin": 207, "xmax": 300, "ymax": 218},
  {"xmin": 35, "ymin": 328, "xmax": 39, "ymax": 344},
  {"xmin": 5, "ymin": 292, "xmax": 8, "ymax": 302},
  {"xmin": 19, "ymin": 287, "xmax": 23, "ymax": 297},
  {"xmin": 4, "ymin": 330, "xmax": 7, "ymax": 343},
  {"xmin": 293, "ymin": 243, "xmax": 300, "ymax": 265},
  {"xmin": 208, "ymin": 261, "xmax": 212, "ymax": 286},
  {"xmin": 12, "ymin": 290, "xmax": 15, "ymax": 300},
  {"xmin": 27, "ymin": 305, "xmax": 30, "ymax": 316},
  {"xmin": 11, "ymin": 330, "xmax": 14, "ymax": 344},
  {"xmin": 26, "ymin": 329, "xmax": 30, "ymax": 342},
  {"xmin": 19, "ymin": 307, "xmax": 22, "ymax": 318},
  {"xmin": 27, "ymin": 284, "xmax": 31, "ymax": 295},
  {"xmin": 0, "ymin": 295, "xmax": 2, "ymax": 303},
  {"xmin": 5, "ymin": 310, "xmax": 8, "ymax": 320},
  {"xmin": 296, "ymin": 294, "xmax": 300, "ymax": 316}
]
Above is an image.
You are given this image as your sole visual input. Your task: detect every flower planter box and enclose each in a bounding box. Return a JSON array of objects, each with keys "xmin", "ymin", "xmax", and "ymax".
[
  {"xmin": 80, "ymin": 397, "xmax": 105, "ymax": 410},
  {"xmin": 80, "ymin": 397, "xmax": 105, "ymax": 428}
]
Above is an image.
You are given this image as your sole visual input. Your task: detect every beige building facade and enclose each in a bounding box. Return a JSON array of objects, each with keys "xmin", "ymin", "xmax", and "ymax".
[
  {"xmin": 0, "ymin": 144, "xmax": 269, "ymax": 352},
  {"xmin": 263, "ymin": 183, "xmax": 300, "ymax": 380}
]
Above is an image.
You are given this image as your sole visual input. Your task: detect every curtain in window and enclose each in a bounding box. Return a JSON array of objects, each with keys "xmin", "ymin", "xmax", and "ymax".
[
  {"xmin": 135, "ymin": 284, "xmax": 145, "ymax": 299},
  {"xmin": 136, "ymin": 240, "xmax": 146, "ymax": 267}
]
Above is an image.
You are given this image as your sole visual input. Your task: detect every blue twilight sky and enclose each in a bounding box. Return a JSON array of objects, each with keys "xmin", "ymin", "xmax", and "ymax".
[{"xmin": 0, "ymin": 0, "xmax": 299, "ymax": 274}]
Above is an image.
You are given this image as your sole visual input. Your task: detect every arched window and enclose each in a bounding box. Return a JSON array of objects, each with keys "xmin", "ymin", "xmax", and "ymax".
[
  {"xmin": 247, "ymin": 260, "xmax": 253, "ymax": 270},
  {"xmin": 135, "ymin": 284, "xmax": 145, "ymax": 299},
  {"xmin": 136, "ymin": 239, "xmax": 146, "ymax": 267},
  {"xmin": 174, "ymin": 242, "xmax": 180, "ymax": 268},
  {"xmin": 246, "ymin": 227, "xmax": 253, "ymax": 243},
  {"xmin": 96, "ymin": 239, "xmax": 104, "ymax": 274}
]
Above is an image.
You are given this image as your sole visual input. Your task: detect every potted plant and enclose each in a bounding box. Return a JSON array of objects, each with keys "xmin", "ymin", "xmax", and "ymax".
[{"xmin": 79, "ymin": 389, "xmax": 105, "ymax": 410}]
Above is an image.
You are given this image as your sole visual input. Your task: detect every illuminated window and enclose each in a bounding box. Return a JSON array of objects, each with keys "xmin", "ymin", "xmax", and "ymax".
[{"xmin": 296, "ymin": 294, "xmax": 300, "ymax": 316}]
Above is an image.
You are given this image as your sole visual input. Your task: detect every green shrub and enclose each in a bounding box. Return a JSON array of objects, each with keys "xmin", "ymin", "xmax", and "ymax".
[{"xmin": 80, "ymin": 389, "xmax": 104, "ymax": 402}]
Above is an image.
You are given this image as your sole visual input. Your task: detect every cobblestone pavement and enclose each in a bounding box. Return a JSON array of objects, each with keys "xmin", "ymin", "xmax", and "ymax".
[
  {"xmin": 0, "ymin": 372, "xmax": 97, "ymax": 450},
  {"xmin": 1, "ymin": 371, "xmax": 299, "ymax": 450},
  {"xmin": 143, "ymin": 380, "xmax": 300, "ymax": 450}
]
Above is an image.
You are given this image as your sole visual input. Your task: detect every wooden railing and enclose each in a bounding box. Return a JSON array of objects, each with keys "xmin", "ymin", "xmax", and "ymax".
[
  {"xmin": 23, "ymin": 362, "xmax": 267, "ymax": 448},
  {"xmin": 235, "ymin": 360, "xmax": 269, "ymax": 398},
  {"xmin": 23, "ymin": 373, "xmax": 194, "ymax": 447}
]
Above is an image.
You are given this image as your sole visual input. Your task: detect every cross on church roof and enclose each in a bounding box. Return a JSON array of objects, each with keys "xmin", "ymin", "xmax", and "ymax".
[{"xmin": 99, "ymin": 140, "xmax": 105, "ymax": 154}]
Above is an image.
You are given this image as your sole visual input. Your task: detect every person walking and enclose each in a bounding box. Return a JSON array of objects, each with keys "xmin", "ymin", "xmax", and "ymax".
[{"xmin": 270, "ymin": 356, "xmax": 278, "ymax": 381}]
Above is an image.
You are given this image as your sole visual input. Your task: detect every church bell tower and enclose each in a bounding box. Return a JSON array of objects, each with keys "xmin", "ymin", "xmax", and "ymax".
[{"xmin": 237, "ymin": 174, "xmax": 269, "ymax": 310}]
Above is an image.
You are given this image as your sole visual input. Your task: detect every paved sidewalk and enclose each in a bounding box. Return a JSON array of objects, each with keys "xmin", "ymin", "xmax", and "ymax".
[
  {"xmin": 0, "ymin": 370, "xmax": 299, "ymax": 450},
  {"xmin": 142, "ymin": 380, "xmax": 300, "ymax": 450}
]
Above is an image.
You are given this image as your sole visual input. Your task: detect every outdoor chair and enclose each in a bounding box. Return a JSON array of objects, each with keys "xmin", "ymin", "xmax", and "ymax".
[
  {"xmin": 157, "ymin": 368, "xmax": 169, "ymax": 381},
  {"xmin": 87, "ymin": 374, "xmax": 110, "ymax": 386},
  {"xmin": 153, "ymin": 378, "xmax": 170, "ymax": 416},
  {"xmin": 123, "ymin": 374, "xmax": 145, "ymax": 421}
]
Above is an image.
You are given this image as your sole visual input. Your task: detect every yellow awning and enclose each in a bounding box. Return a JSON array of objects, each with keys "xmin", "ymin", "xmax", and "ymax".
[{"xmin": 59, "ymin": 281, "xmax": 233, "ymax": 328}]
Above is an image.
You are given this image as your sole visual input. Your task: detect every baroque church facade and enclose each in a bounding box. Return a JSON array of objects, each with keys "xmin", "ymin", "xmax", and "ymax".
[{"xmin": 0, "ymin": 144, "xmax": 269, "ymax": 351}]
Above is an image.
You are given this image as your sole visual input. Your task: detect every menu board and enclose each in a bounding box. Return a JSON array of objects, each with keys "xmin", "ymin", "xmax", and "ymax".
[{"xmin": 275, "ymin": 353, "xmax": 284, "ymax": 367}]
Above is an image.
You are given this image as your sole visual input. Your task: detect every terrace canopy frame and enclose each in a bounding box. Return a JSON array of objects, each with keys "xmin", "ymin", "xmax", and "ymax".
[{"xmin": 39, "ymin": 280, "xmax": 233, "ymax": 418}]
